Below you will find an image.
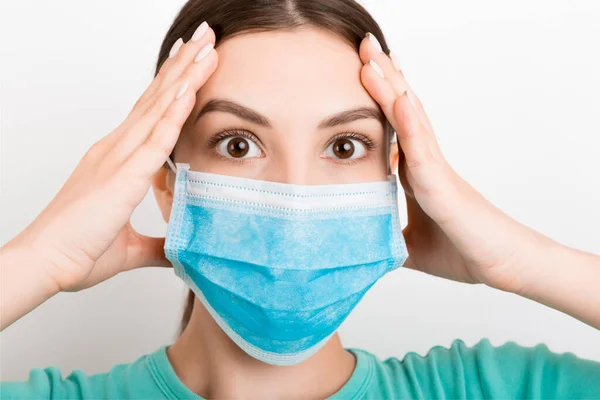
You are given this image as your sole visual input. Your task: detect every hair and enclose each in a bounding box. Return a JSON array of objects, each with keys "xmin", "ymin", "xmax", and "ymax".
[{"xmin": 155, "ymin": 0, "xmax": 392, "ymax": 335}]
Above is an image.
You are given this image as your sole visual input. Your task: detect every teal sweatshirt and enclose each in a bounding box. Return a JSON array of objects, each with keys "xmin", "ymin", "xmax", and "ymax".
[{"xmin": 2, "ymin": 339, "xmax": 599, "ymax": 399}]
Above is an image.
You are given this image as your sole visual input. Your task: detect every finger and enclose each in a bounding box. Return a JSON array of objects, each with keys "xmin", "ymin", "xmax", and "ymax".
[
  {"xmin": 358, "ymin": 35, "xmax": 442, "ymax": 172},
  {"xmin": 135, "ymin": 22, "xmax": 215, "ymax": 110},
  {"xmin": 359, "ymin": 33, "xmax": 409, "ymax": 98},
  {"xmin": 359, "ymin": 34, "xmax": 436, "ymax": 137},
  {"xmin": 112, "ymin": 46, "xmax": 218, "ymax": 163},
  {"xmin": 360, "ymin": 59, "xmax": 399, "ymax": 127},
  {"xmin": 405, "ymin": 88, "xmax": 435, "ymax": 137},
  {"xmin": 110, "ymin": 41, "xmax": 185, "ymax": 141},
  {"xmin": 359, "ymin": 57, "xmax": 432, "ymax": 170},
  {"xmin": 120, "ymin": 53, "xmax": 216, "ymax": 183},
  {"xmin": 130, "ymin": 47, "xmax": 180, "ymax": 113},
  {"xmin": 152, "ymin": 23, "xmax": 215, "ymax": 99},
  {"xmin": 395, "ymin": 148, "xmax": 415, "ymax": 197},
  {"xmin": 392, "ymin": 92, "xmax": 436, "ymax": 170},
  {"xmin": 97, "ymin": 23, "xmax": 215, "ymax": 159}
]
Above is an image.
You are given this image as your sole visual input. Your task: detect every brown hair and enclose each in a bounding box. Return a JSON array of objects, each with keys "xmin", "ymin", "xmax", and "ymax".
[{"xmin": 155, "ymin": 0, "xmax": 392, "ymax": 334}]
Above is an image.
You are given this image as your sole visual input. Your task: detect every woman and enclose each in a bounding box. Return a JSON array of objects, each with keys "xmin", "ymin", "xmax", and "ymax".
[{"xmin": 1, "ymin": 0, "xmax": 599, "ymax": 398}]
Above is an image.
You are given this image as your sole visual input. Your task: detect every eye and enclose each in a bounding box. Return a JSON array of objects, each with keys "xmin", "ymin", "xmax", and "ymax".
[
  {"xmin": 217, "ymin": 136, "xmax": 261, "ymax": 159},
  {"xmin": 323, "ymin": 137, "xmax": 367, "ymax": 160}
]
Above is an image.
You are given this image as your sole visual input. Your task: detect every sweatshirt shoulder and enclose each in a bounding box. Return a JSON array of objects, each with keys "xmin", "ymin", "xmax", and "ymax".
[
  {"xmin": 368, "ymin": 338, "xmax": 600, "ymax": 399},
  {"xmin": 0, "ymin": 349, "xmax": 167, "ymax": 400}
]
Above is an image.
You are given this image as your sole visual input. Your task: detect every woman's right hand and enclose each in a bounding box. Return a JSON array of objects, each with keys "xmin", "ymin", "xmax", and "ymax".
[{"xmin": 5, "ymin": 23, "xmax": 217, "ymax": 294}]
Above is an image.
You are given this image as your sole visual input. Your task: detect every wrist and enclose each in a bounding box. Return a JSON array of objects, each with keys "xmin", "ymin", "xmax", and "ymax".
[
  {"xmin": 515, "ymin": 234, "xmax": 600, "ymax": 328},
  {"xmin": 3, "ymin": 233, "xmax": 62, "ymax": 296},
  {"xmin": 1, "ymin": 235, "xmax": 62, "ymax": 330},
  {"xmin": 511, "ymin": 231, "xmax": 560, "ymax": 296}
]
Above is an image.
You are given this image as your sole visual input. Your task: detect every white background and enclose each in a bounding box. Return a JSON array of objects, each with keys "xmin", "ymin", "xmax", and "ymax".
[{"xmin": 1, "ymin": 0, "xmax": 599, "ymax": 381}]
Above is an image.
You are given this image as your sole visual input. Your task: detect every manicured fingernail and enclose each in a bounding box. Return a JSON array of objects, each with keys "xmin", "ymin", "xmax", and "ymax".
[
  {"xmin": 169, "ymin": 38, "xmax": 183, "ymax": 59},
  {"xmin": 191, "ymin": 21, "xmax": 209, "ymax": 41},
  {"xmin": 367, "ymin": 32, "xmax": 383, "ymax": 53},
  {"xmin": 369, "ymin": 59, "xmax": 385, "ymax": 79},
  {"xmin": 194, "ymin": 42, "xmax": 214, "ymax": 63},
  {"xmin": 176, "ymin": 80, "xmax": 189, "ymax": 99},
  {"xmin": 390, "ymin": 51, "xmax": 401, "ymax": 71}
]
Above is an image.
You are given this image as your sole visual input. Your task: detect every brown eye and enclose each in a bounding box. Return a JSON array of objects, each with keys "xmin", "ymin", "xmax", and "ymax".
[
  {"xmin": 332, "ymin": 138, "xmax": 355, "ymax": 159},
  {"xmin": 227, "ymin": 137, "xmax": 249, "ymax": 157},
  {"xmin": 216, "ymin": 136, "xmax": 261, "ymax": 159},
  {"xmin": 324, "ymin": 137, "xmax": 367, "ymax": 161}
]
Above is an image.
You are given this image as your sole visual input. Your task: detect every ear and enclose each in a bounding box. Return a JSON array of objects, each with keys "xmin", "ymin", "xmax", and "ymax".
[
  {"xmin": 152, "ymin": 166, "xmax": 175, "ymax": 223},
  {"xmin": 389, "ymin": 137, "xmax": 399, "ymax": 173}
]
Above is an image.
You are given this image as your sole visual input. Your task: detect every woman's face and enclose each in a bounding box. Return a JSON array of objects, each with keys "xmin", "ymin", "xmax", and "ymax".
[{"xmin": 174, "ymin": 27, "xmax": 396, "ymax": 185}]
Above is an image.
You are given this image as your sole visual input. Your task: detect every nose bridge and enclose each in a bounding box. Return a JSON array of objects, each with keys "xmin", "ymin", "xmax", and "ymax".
[
  {"xmin": 265, "ymin": 157, "xmax": 314, "ymax": 186},
  {"xmin": 261, "ymin": 136, "xmax": 322, "ymax": 185}
]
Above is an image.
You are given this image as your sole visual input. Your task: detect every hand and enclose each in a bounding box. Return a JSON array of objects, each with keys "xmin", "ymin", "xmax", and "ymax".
[
  {"xmin": 7, "ymin": 25, "xmax": 218, "ymax": 293},
  {"xmin": 358, "ymin": 33, "xmax": 544, "ymax": 293}
]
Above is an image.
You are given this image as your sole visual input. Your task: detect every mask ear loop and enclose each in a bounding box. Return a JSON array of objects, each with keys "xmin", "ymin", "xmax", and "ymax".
[
  {"xmin": 386, "ymin": 120, "xmax": 397, "ymax": 176},
  {"xmin": 166, "ymin": 156, "xmax": 177, "ymax": 174}
]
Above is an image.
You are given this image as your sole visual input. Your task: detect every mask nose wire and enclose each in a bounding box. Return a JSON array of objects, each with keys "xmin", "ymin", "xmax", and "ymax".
[{"xmin": 166, "ymin": 156, "xmax": 177, "ymax": 174}]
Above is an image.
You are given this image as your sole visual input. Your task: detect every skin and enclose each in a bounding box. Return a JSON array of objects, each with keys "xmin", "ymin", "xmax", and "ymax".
[{"xmin": 1, "ymin": 22, "xmax": 599, "ymax": 400}]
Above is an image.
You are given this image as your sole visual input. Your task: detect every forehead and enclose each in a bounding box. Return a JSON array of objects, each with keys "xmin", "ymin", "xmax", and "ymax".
[{"xmin": 196, "ymin": 28, "xmax": 379, "ymax": 123}]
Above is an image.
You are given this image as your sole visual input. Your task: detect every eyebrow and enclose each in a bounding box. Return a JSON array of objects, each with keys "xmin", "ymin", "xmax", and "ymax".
[{"xmin": 195, "ymin": 98, "xmax": 385, "ymax": 129}]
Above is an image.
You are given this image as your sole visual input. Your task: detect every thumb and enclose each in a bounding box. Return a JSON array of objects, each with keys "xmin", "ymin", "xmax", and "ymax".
[{"xmin": 126, "ymin": 226, "xmax": 172, "ymax": 269}]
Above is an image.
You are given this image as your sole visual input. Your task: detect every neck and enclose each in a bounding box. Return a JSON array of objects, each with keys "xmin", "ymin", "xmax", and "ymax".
[{"xmin": 167, "ymin": 298, "xmax": 356, "ymax": 399}]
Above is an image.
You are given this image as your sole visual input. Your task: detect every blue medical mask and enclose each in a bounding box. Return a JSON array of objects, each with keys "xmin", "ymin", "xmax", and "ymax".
[{"xmin": 164, "ymin": 160, "xmax": 408, "ymax": 366}]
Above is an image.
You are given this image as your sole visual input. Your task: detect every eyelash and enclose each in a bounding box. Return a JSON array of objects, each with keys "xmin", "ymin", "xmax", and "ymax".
[
  {"xmin": 206, "ymin": 128, "xmax": 261, "ymax": 148},
  {"xmin": 206, "ymin": 128, "xmax": 263, "ymax": 165},
  {"xmin": 207, "ymin": 128, "xmax": 377, "ymax": 164},
  {"xmin": 327, "ymin": 131, "xmax": 376, "ymax": 160}
]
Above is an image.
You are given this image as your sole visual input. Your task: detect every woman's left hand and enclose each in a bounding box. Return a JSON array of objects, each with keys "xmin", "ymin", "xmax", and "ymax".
[
  {"xmin": 358, "ymin": 33, "xmax": 555, "ymax": 294},
  {"xmin": 357, "ymin": 33, "xmax": 600, "ymax": 330}
]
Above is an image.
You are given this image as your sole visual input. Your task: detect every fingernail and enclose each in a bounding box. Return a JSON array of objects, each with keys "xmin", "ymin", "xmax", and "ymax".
[
  {"xmin": 176, "ymin": 80, "xmax": 189, "ymax": 99},
  {"xmin": 407, "ymin": 89, "xmax": 416, "ymax": 106},
  {"xmin": 168, "ymin": 38, "xmax": 183, "ymax": 59},
  {"xmin": 369, "ymin": 59, "xmax": 385, "ymax": 79},
  {"xmin": 194, "ymin": 42, "xmax": 214, "ymax": 63},
  {"xmin": 191, "ymin": 21, "xmax": 209, "ymax": 41},
  {"xmin": 367, "ymin": 32, "xmax": 383, "ymax": 53},
  {"xmin": 390, "ymin": 50, "xmax": 401, "ymax": 71}
]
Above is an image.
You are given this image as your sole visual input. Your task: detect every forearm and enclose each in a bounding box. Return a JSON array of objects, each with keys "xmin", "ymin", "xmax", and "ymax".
[
  {"xmin": 518, "ymin": 234, "xmax": 600, "ymax": 330},
  {"xmin": 0, "ymin": 236, "xmax": 60, "ymax": 331}
]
